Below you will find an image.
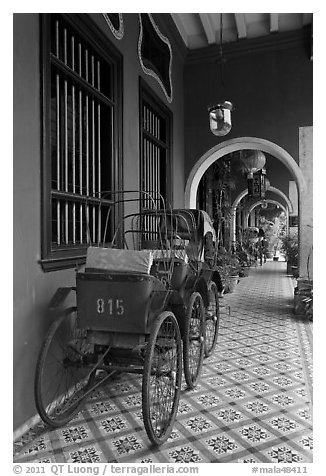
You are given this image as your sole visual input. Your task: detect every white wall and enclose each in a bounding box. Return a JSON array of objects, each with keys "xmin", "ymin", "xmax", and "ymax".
[{"xmin": 298, "ymin": 126, "xmax": 313, "ymax": 279}]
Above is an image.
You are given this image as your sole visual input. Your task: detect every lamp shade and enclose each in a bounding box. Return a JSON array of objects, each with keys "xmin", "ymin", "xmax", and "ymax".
[
  {"xmin": 241, "ymin": 151, "xmax": 266, "ymax": 178},
  {"xmin": 208, "ymin": 101, "xmax": 234, "ymax": 136}
]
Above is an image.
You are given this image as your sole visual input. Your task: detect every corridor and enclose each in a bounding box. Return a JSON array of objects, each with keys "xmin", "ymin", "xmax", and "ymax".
[{"xmin": 13, "ymin": 261, "xmax": 313, "ymax": 464}]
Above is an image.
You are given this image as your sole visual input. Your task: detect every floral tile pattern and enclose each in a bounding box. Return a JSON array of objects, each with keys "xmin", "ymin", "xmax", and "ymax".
[
  {"xmin": 61, "ymin": 425, "xmax": 89, "ymax": 444},
  {"xmin": 206, "ymin": 435, "xmax": 238, "ymax": 455},
  {"xmin": 67, "ymin": 446, "xmax": 102, "ymax": 463},
  {"xmin": 238, "ymin": 424, "xmax": 270, "ymax": 443},
  {"xmin": 168, "ymin": 446, "xmax": 202, "ymax": 463},
  {"xmin": 14, "ymin": 261, "xmax": 313, "ymax": 463}
]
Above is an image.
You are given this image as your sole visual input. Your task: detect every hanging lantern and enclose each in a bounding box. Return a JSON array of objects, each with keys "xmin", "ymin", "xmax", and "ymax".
[
  {"xmin": 248, "ymin": 167, "xmax": 266, "ymax": 198},
  {"xmin": 261, "ymin": 200, "xmax": 268, "ymax": 209},
  {"xmin": 208, "ymin": 15, "xmax": 234, "ymax": 137},
  {"xmin": 241, "ymin": 151, "xmax": 266, "ymax": 199},
  {"xmin": 241, "ymin": 150, "xmax": 266, "ymax": 178},
  {"xmin": 208, "ymin": 101, "xmax": 234, "ymax": 136},
  {"xmin": 260, "ymin": 167, "xmax": 266, "ymax": 198}
]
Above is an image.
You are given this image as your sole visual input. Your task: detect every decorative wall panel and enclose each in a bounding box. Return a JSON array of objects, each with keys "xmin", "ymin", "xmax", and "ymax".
[
  {"xmin": 102, "ymin": 13, "xmax": 124, "ymax": 40},
  {"xmin": 138, "ymin": 13, "xmax": 173, "ymax": 103}
]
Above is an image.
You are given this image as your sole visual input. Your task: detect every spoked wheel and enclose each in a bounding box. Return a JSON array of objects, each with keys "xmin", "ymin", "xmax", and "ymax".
[
  {"xmin": 183, "ymin": 292, "xmax": 205, "ymax": 389},
  {"xmin": 142, "ymin": 311, "xmax": 182, "ymax": 446},
  {"xmin": 34, "ymin": 307, "xmax": 96, "ymax": 427},
  {"xmin": 204, "ymin": 281, "xmax": 220, "ymax": 357}
]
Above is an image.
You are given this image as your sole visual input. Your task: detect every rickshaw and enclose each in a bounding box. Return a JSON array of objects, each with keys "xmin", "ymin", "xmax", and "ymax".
[
  {"xmin": 141, "ymin": 207, "xmax": 220, "ymax": 361},
  {"xmin": 34, "ymin": 192, "xmax": 220, "ymax": 446}
]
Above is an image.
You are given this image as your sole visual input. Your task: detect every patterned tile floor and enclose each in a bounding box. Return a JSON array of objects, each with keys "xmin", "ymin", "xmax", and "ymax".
[{"xmin": 14, "ymin": 260, "xmax": 313, "ymax": 463}]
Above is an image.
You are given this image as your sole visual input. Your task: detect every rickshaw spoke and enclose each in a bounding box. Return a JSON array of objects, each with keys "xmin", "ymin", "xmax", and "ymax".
[
  {"xmin": 204, "ymin": 281, "xmax": 220, "ymax": 357},
  {"xmin": 183, "ymin": 292, "xmax": 205, "ymax": 389},
  {"xmin": 143, "ymin": 311, "xmax": 182, "ymax": 445},
  {"xmin": 35, "ymin": 307, "xmax": 95, "ymax": 427}
]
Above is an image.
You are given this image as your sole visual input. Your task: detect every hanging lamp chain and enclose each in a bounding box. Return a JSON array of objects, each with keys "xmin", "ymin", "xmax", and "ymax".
[{"xmin": 219, "ymin": 13, "xmax": 225, "ymax": 90}]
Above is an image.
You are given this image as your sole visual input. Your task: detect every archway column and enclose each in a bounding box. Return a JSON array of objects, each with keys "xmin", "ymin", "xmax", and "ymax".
[
  {"xmin": 298, "ymin": 127, "xmax": 313, "ymax": 279},
  {"xmin": 230, "ymin": 206, "xmax": 237, "ymax": 247}
]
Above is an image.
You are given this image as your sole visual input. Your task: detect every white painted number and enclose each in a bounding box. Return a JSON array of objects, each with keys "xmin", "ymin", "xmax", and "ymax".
[
  {"xmin": 96, "ymin": 298, "xmax": 125, "ymax": 316},
  {"xmin": 96, "ymin": 298, "xmax": 105, "ymax": 314},
  {"xmin": 115, "ymin": 299, "xmax": 125, "ymax": 315}
]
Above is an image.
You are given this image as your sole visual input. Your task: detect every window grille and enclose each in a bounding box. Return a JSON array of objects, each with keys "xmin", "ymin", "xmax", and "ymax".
[
  {"xmin": 41, "ymin": 14, "xmax": 122, "ymax": 270},
  {"xmin": 139, "ymin": 84, "xmax": 172, "ymax": 242}
]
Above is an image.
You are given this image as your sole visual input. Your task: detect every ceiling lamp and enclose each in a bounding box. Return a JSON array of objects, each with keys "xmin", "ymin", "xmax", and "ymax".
[
  {"xmin": 241, "ymin": 150, "xmax": 266, "ymax": 178},
  {"xmin": 208, "ymin": 14, "xmax": 234, "ymax": 137},
  {"xmin": 209, "ymin": 101, "xmax": 234, "ymax": 136}
]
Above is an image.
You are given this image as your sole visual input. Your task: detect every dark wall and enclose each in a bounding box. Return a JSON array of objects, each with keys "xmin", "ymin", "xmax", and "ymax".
[
  {"xmin": 184, "ymin": 32, "xmax": 313, "ymax": 182},
  {"xmin": 90, "ymin": 13, "xmax": 186, "ymax": 206},
  {"xmin": 13, "ymin": 13, "xmax": 185, "ymax": 431}
]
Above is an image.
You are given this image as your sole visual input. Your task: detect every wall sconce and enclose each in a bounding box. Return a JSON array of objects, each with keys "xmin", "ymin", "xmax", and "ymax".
[{"xmin": 208, "ymin": 101, "xmax": 234, "ymax": 136}]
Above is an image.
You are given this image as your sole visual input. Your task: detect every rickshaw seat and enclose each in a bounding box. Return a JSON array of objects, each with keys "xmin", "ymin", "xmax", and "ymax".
[
  {"xmin": 85, "ymin": 246, "xmax": 154, "ymax": 274},
  {"xmin": 151, "ymin": 248, "xmax": 188, "ymax": 263},
  {"xmin": 147, "ymin": 248, "xmax": 189, "ymax": 290}
]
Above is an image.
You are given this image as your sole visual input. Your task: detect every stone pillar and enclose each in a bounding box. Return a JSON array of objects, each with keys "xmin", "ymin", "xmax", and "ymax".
[
  {"xmin": 242, "ymin": 209, "xmax": 247, "ymax": 229},
  {"xmin": 230, "ymin": 206, "xmax": 237, "ymax": 245},
  {"xmin": 236, "ymin": 207, "xmax": 241, "ymax": 241},
  {"xmin": 289, "ymin": 181, "xmax": 298, "ymax": 215},
  {"xmin": 244, "ymin": 210, "xmax": 249, "ymax": 228},
  {"xmin": 249, "ymin": 210, "xmax": 255, "ymax": 227},
  {"xmin": 288, "ymin": 181, "xmax": 298, "ymax": 236},
  {"xmin": 298, "ymin": 126, "xmax": 313, "ymax": 279}
]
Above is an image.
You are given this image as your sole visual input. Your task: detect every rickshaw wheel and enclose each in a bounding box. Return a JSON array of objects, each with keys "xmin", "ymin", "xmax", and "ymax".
[
  {"xmin": 142, "ymin": 311, "xmax": 182, "ymax": 446},
  {"xmin": 34, "ymin": 307, "xmax": 96, "ymax": 427},
  {"xmin": 183, "ymin": 292, "xmax": 205, "ymax": 389},
  {"xmin": 204, "ymin": 281, "xmax": 220, "ymax": 357}
]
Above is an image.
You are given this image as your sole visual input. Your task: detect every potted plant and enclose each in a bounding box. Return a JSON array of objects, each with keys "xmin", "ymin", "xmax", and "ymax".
[
  {"xmin": 294, "ymin": 278, "xmax": 312, "ymax": 318},
  {"xmin": 216, "ymin": 248, "xmax": 241, "ymax": 293},
  {"xmin": 273, "ymin": 240, "xmax": 280, "ymax": 261},
  {"xmin": 302, "ymin": 289, "xmax": 313, "ymax": 321},
  {"xmin": 233, "ymin": 244, "xmax": 251, "ymax": 277},
  {"xmin": 280, "ymin": 233, "xmax": 298, "ymax": 275}
]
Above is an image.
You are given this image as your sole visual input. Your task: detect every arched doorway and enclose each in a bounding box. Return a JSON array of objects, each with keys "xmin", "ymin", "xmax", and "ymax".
[
  {"xmin": 232, "ymin": 186, "xmax": 294, "ymax": 214},
  {"xmin": 230, "ymin": 186, "xmax": 294, "ymax": 243},
  {"xmin": 185, "ymin": 137, "xmax": 306, "ymax": 208},
  {"xmin": 184, "ymin": 137, "xmax": 310, "ymax": 277},
  {"xmin": 246, "ymin": 200, "xmax": 287, "ymax": 222}
]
